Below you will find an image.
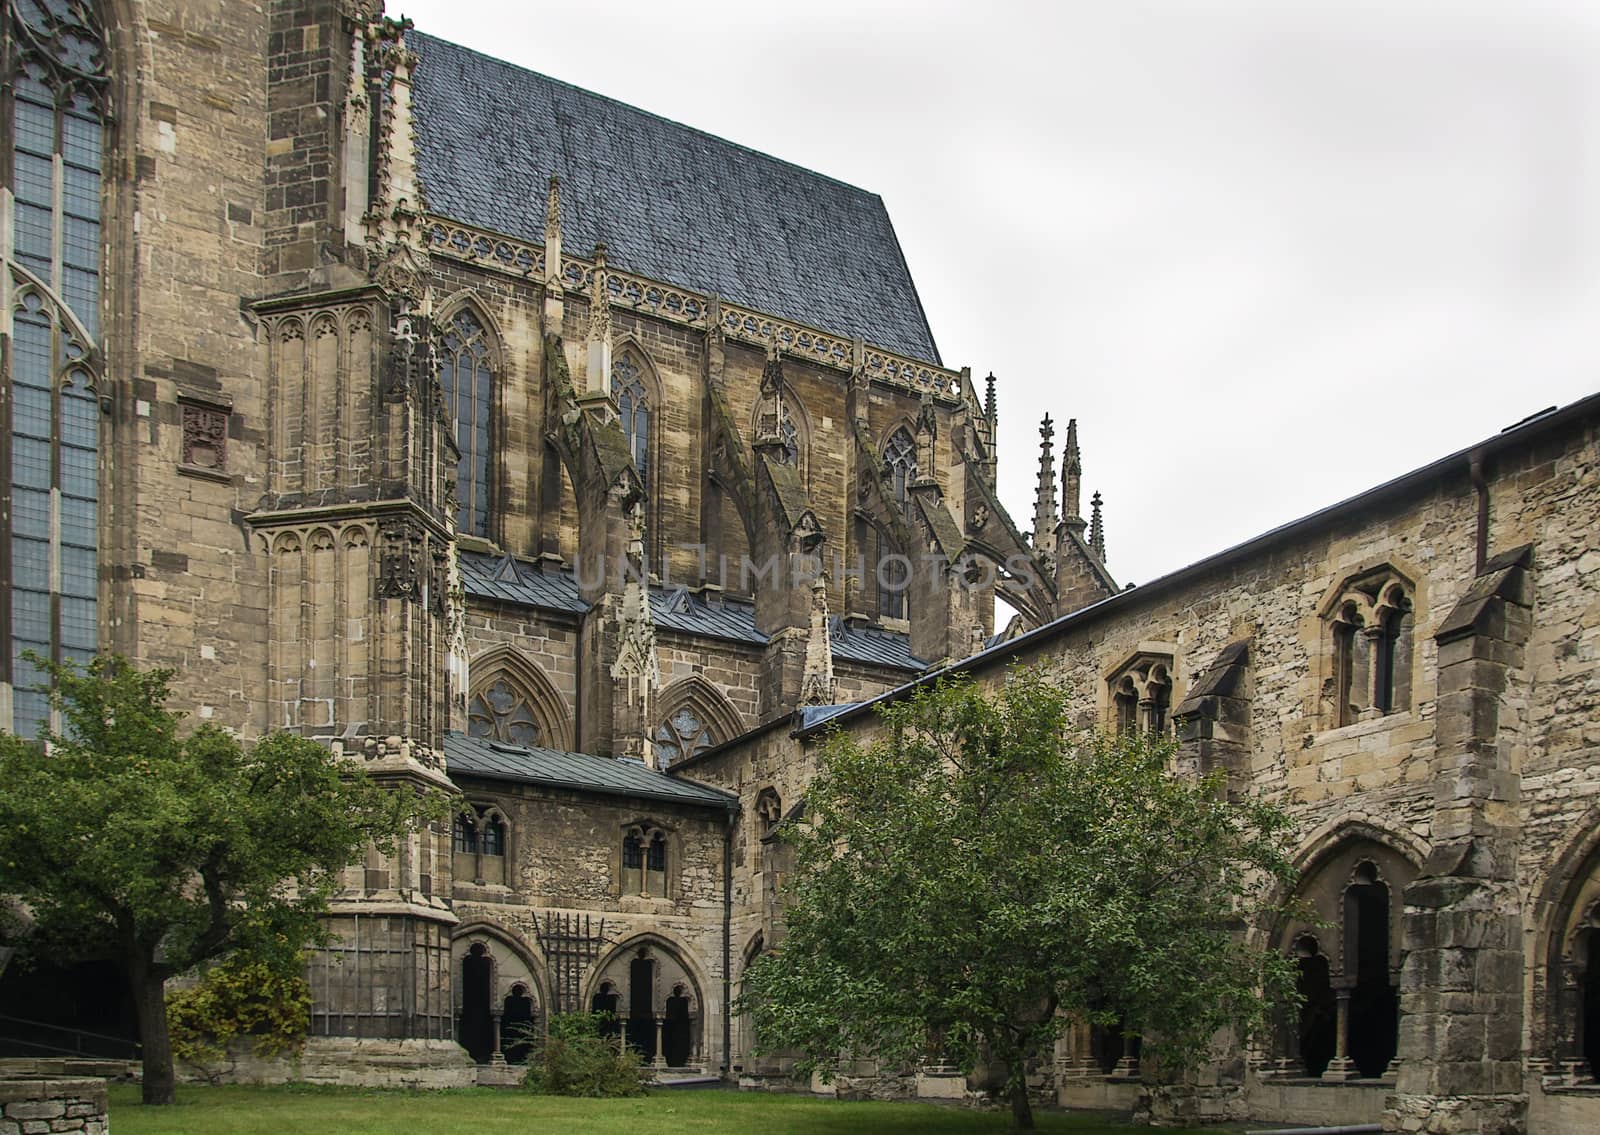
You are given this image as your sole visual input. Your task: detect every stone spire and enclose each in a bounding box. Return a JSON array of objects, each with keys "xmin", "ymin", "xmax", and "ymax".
[
  {"xmin": 754, "ymin": 333, "xmax": 785, "ymax": 448},
  {"xmin": 799, "ymin": 572, "xmax": 836, "ymax": 707},
  {"xmin": 1062, "ymin": 417, "xmax": 1085, "ymax": 537},
  {"xmin": 984, "ymin": 372, "xmax": 998, "ymax": 433},
  {"xmin": 1032, "ymin": 415, "xmax": 1058, "ymax": 565},
  {"xmin": 585, "ymin": 241, "xmax": 612, "ymax": 400},
  {"xmin": 1089, "ymin": 491, "xmax": 1106, "ymax": 563}
]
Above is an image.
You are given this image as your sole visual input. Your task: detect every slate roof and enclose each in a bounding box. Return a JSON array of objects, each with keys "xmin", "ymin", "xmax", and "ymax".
[
  {"xmin": 444, "ymin": 731, "xmax": 735, "ymax": 810},
  {"xmin": 408, "ymin": 32, "xmax": 940, "ymax": 362},
  {"xmin": 459, "ymin": 551, "xmax": 925, "ymax": 672},
  {"xmin": 829, "ymin": 616, "xmax": 926, "ymax": 672},
  {"xmin": 458, "ymin": 551, "xmax": 586, "ymax": 613}
]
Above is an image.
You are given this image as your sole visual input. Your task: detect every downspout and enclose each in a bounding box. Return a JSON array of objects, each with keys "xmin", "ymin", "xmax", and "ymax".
[
  {"xmin": 1469, "ymin": 449, "xmax": 1489, "ymax": 572},
  {"xmin": 721, "ymin": 803, "xmax": 735, "ymax": 1079}
]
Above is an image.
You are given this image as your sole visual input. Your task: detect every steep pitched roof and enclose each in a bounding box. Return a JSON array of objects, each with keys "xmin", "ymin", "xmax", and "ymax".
[{"xmin": 409, "ymin": 32, "xmax": 940, "ymax": 362}]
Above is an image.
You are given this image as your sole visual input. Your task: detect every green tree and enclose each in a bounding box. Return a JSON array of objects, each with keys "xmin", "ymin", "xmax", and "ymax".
[
  {"xmin": 739, "ymin": 670, "xmax": 1299, "ymax": 1129},
  {"xmin": 0, "ymin": 655, "xmax": 443, "ymax": 1105}
]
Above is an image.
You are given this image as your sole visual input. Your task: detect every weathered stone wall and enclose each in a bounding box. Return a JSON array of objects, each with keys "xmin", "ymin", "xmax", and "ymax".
[{"xmin": 0, "ymin": 1078, "xmax": 106, "ymax": 1135}]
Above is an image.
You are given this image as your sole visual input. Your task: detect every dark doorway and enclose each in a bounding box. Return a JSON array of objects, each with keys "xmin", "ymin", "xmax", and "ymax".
[
  {"xmin": 502, "ymin": 983, "xmax": 534, "ymax": 1064},
  {"xmin": 663, "ymin": 984, "xmax": 691, "ymax": 1067},
  {"xmin": 1297, "ymin": 949, "xmax": 1336, "ymax": 1077},
  {"xmin": 627, "ymin": 954, "xmax": 656, "ymax": 1060},
  {"xmin": 1347, "ymin": 878, "xmax": 1398, "ymax": 1077},
  {"xmin": 592, "ymin": 981, "xmax": 621, "ymax": 1041},
  {"xmin": 459, "ymin": 943, "xmax": 493, "ymax": 1063}
]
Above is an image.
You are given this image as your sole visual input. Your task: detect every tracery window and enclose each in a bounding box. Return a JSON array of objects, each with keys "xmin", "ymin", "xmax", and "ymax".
[
  {"xmin": 621, "ymin": 824, "xmax": 668, "ymax": 898},
  {"xmin": 440, "ymin": 309, "xmax": 492, "ymax": 537},
  {"xmin": 467, "ymin": 676, "xmax": 542, "ymax": 747},
  {"xmin": 884, "ymin": 429, "xmax": 916, "ymax": 509},
  {"xmin": 3, "ymin": 0, "xmax": 109, "ymax": 738},
  {"xmin": 612, "ymin": 352, "xmax": 649, "ymax": 485},
  {"xmin": 654, "ymin": 706, "xmax": 716, "ymax": 767},
  {"xmin": 1325, "ymin": 568, "xmax": 1414, "ymax": 727}
]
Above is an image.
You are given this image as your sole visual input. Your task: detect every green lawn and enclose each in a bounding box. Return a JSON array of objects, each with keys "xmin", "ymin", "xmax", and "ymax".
[{"xmin": 106, "ymin": 1083, "xmax": 1206, "ymax": 1135}]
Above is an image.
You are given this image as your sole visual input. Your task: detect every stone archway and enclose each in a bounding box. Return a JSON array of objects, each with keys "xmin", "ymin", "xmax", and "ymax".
[{"xmin": 586, "ymin": 936, "xmax": 707, "ymax": 1070}]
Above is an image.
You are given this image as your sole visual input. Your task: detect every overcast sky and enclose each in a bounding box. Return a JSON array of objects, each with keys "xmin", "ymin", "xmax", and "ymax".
[{"xmin": 396, "ymin": 0, "xmax": 1600, "ymax": 588}]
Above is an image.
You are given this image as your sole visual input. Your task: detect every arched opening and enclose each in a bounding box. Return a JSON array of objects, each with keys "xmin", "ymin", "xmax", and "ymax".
[
  {"xmin": 439, "ymin": 306, "xmax": 496, "ymax": 538},
  {"xmin": 501, "ymin": 981, "xmax": 536, "ymax": 1065},
  {"xmin": 460, "ymin": 942, "xmax": 493, "ymax": 1063},
  {"xmin": 1345, "ymin": 865, "xmax": 1398, "ymax": 1078},
  {"xmin": 1585, "ymin": 931, "xmax": 1600, "ymax": 1078},
  {"xmin": 627, "ymin": 952, "xmax": 656, "ymax": 1060},
  {"xmin": 588, "ymin": 938, "xmax": 707, "ymax": 1071},
  {"xmin": 591, "ymin": 979, "xmax": 622, "ymax": 1042},
  {"xmin": 1276, "ymin": 833, "xmax": 1417, "ymax": 1081}
]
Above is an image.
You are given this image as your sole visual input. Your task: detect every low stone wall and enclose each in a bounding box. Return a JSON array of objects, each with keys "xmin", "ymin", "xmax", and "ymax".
[
  {"xmin": 1526, "ymin": 1080, "xmax": 1600, "ymax": 1135},
  {"xmin": 0, "ymin": 1078, "xmax": 107, "ymax": 1135},
  {"xmin": 1245, "ymin": 1077, "xmax": 1392, "ymax": 1127},
  {"xmin": 177, "ymin": 1037, "xmax": 475, "ymax": 1089}
]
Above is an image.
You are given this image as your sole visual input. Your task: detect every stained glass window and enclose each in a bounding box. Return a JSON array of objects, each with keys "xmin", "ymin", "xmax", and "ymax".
[
  {"xmin": 4, "ymin": 0, "xmax": 108, "ymax": 737},
  {"xmin": 467, "ymin": 677, "xmax": 542, "ymax": 746},
  {"xmin": 653, "ymin": 706, "xmax": 716, "ymax": 767},
  {"xmin": 441, "ymin": 310, "xmax": 492, "ymax": 537}
]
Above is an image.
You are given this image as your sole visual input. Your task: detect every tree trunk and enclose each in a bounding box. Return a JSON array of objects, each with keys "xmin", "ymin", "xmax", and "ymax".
[
  {"xmin": 130, "ymin": 955, "xmax": 176, "ymax": 1105},
  {"xmin": 1009, "ymin": 1078, "xmax": 1035, "ymax": 1129}
]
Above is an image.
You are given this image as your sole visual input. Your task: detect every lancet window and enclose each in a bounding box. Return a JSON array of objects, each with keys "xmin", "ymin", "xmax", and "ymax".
[
  {"xmin": 3, "ymin": 0, "xmax": 110, "ymax": 737},
  {"xmin": 613, "ymin": 352, "xmax": 649, "ymax": 484},
  {"xmin": 441, "ymin": 309, "xmax": 493, "ymax": 537}
]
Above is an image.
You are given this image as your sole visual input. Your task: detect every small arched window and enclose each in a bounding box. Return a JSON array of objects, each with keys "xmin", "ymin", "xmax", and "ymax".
[
  {"xmin": 1325, "ymin": 569, "xmax": 1415, "ymax": 727},
  {"xmin": 441, "ymin": 309, "xmax": 493, "ymax": 537},
  {"xmin": 622, "ymin": 824, "xmax": 669, "ymax": 898},
  {"xmin": 453, "ymin": 805, "xmax": 508, "ymax": 886},
  {"xmin": 1107, "ymin": 654, "xmax": 1174, "ymax": 736},
  {"xmin": 613, "ymin": 352, "xmax": 649, "ymax": 485}
]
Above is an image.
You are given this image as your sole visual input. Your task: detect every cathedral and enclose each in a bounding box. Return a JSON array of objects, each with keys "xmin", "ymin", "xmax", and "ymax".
[{"xmin": 3, "ymin": 3, "xmax": 1600, "ymax": 1133}]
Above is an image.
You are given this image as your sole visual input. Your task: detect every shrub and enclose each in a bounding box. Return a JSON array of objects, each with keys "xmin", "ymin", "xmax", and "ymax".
[
  {"xmin": 167, "ymin": 953, "xmax": 311, "ymax": 1078},
  {"xmin": 522, "ymin": 1012, "xmax": 645, "ymax": 1097}
]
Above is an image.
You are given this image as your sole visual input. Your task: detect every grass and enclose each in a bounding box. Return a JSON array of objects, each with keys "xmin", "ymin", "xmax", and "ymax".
[{"xmin": 106, "ymin": 1083, "xmax": 1210, "ymax": 1135}]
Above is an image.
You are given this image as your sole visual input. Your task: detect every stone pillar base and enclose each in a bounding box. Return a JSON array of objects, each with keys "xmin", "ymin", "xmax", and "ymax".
[
  {"xmin": 1322, "ymin": 1058, "xmax": 1363, "ymax": 1082},
  {"xmin": 1383, "ymin": 1092, "xmax": 1527, "ymax": 1135}
]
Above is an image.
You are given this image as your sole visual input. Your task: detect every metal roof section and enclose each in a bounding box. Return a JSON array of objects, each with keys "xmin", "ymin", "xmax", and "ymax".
[
  {"xmin": 829, "ymin": 616, "xmax": 926, "ymax": 672},
  {"xmin": 460, "ymin": 552, "xmax": 924, "ymax": 668},
  {"xmin": 409, "ymin": 32, "xmax": 940, "ymax": 363},
  {"xmin": 445, "ymin": 731, "xmax": 736, "ymax": 810},
  {"xmin": 459, "ymin": 551, "xmax": 588, "ymax": 613}
]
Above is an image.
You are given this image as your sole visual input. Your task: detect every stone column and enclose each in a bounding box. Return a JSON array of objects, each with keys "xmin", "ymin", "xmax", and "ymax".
[
  {"xmin": 654, "ymin": 1018, "xmax": 667, "ymax": 1069},
  {"xmin": 1385, "ymin": 545, "xmax": 1533, "ymax": 1135},
  {"xmin": 1322, "ymin": 984, "xmax": 1359, "ymax": 1081},
  {"xmin": 490, "ymin": 1011, "xmax": 505, "ymax": 1065}
]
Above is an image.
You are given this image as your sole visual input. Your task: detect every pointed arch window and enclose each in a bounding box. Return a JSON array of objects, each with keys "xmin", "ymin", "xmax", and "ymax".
[
  {"xmin": 441, "ymin": 309, "xmax": 493, "ymax": 537},
  {"xmin": 613, "ymin": 352, "xmax": 649, "ymax": 485},
  {"xmin": 468, "ymin": 676, "xmax": 542, "ymax": 747},
  {"xmin": 884, "ymin": 429, "xmax": 916, "ymax": 510},
  {"xmin": 622, "ymin": 824, "xmax": 669, "ymax": 897},
  {"xmin": 3, "ymin": 0, "xmax": 109, "ymax": 738},
  {"xmin": 654, "ymin": 705, "xmax": 716, "ymax": 767}
]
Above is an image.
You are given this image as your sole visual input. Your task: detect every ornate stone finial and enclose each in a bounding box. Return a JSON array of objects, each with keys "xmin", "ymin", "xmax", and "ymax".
[
  {"xmin": 1032, "ymin": 415, "xmax": 1059, "ymax": 564},
  {"xmin": 984, "ymin": 372, "xmax": 997, "ymax": 429},
  {"xmin": 800, "ymin": 572, "xmax": 837, "ymax": 707},
  {"xmin": 1089, "ymin": 491, "xmax": 1106, "ymax": 563},
  {"xmin": 612, "ymin": 497, "xmax": 662, "ymax": 765},
  {"xmin": 1062, "ymin": 417, "xmax": 1084, "ymax": 534},
  {"xmin": 914, "ymin": 389, "xmax": 938, "ymax": 485},
  {"xmin": 544, "ymin": 175, "xmax": 563, "ymax": 286},
  {"xmin": 755, "ymin": 342, "xmax": 786, "ymax": 448}
]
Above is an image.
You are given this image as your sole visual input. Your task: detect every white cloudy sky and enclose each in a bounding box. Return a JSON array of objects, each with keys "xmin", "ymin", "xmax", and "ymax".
[{"xmin": 396, "ymin": 0, "xmax": 1600, "ymax": 587}]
